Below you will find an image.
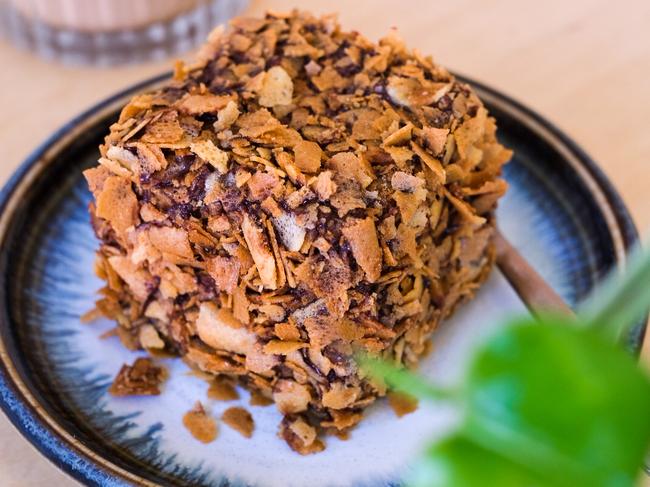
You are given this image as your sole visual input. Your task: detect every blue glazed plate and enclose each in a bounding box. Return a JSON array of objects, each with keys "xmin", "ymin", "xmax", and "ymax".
[{"xmin": 0, "ymin": 74, "xmax": 643, "ymax": 487}]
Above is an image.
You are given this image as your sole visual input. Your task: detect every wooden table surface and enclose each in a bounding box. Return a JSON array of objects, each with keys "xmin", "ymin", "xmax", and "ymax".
[{"xmin": 0, "ymin": 0, "xmax": 648, "ymax": 485}]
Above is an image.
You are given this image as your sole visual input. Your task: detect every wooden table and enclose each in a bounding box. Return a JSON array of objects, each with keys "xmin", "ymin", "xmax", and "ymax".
[{"xmin": 1, "ymin": 0, "xmax": 648, "ymax": 484}]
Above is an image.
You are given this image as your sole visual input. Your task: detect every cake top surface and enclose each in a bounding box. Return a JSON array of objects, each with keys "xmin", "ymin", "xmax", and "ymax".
[{"xmin": 92, "ymin": 10, "xmax": 509, "ymax": 285}]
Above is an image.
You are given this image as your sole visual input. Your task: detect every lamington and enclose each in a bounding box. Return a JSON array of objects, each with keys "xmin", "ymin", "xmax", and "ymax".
[{"xmin": 84, "ymin": 10, "xmax": 512, "ymax": 454}]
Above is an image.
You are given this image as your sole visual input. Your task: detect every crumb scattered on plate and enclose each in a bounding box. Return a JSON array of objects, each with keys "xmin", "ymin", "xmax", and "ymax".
[
  {"xmin": 109, "ymin": 357, "xmax": 166, "ymax": 396},
  {"xmin": 333, "ymin": 430, "xmax": 350, "ymax": 441},
  {"xmin": 222, "ymin": 406, "xmax": 254, "ymax": 438},
  {"xmin": 183, "ymin": 402, "xmax": 218, "ymax": 443},
  {"xmin": 387, "ymin": 391, "xmax": 419, "ymax": 417}
]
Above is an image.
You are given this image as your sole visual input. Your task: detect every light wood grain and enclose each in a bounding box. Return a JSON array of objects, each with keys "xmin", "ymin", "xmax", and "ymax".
[{"xmin": 1, "ymin": 0, "xmax": 649, "ymax": 484}]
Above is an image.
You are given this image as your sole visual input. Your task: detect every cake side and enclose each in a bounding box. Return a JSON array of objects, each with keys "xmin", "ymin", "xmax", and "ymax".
[{"xmin": 83, "ymin": 10, "xmax": 512, "ymax": 454}]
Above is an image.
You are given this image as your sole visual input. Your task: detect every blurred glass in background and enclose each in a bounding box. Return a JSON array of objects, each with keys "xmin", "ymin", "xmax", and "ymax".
[{"xmin": 0, "ymin": 0, "xmax": 247, "ymax": 65}]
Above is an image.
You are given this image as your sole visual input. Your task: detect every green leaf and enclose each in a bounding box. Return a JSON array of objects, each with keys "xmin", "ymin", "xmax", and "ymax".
[
  {"xmin": 407, "ymin": 434, "xmax": 550, "ymax": 487},
  {"xmin": 461, "ymin": 317, "xmax": 650, "ymax": 487},
  {"xmin": 361, "ymin": 246, "xmax": 650, "ymax": 487},
  {"xmin": 579, "ymin": 244, "xmax": 650, "ymax": 340}
]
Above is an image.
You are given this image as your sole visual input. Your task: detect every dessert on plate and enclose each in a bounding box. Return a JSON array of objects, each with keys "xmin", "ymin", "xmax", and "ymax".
[{"xmin": 83, "ymin": 10, "xmax": 511, "ymax": 454}]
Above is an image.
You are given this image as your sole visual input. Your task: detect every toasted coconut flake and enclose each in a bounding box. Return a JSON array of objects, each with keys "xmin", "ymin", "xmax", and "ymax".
[
  {"xmin": 275, "ymin": 321, "xmax": 302, "ymax": 341},
  {"xmin": 274, "ymin": 380, "xmax": 311, "ymax": 414},
  {"xmin": 183, "ymin": 402, "xmax": 218, "ymax": 443},
  {"xmin": 98, "ymin": 157, "xmax": 132, "ymax": 178},
  {"xmin": 118, "ymin": 93, "xmax": 154, "ymax": 121},
  {"xmin": 95, "ymin": 176, "xmax": 139, "ymax": 237},
  {"xmin": 248, "ymin": 171, "xmax": 279, "ymax": 201},
  {"xmin": 107, "ymin": 256, "xmax": 151, "ymax": 301},
  {"xmin": 180, "ymin": 93, "xmax": 233, "ymax": 115},
  {"xmin": 382, "ymin": 146, "xmax": 413, "ymax": 168},
  {"xmin": 206, "ymin": 256, "xmax": 240, "ymax": 294},
  {"xmin": 350, "ymin": 108, "xmax": 382, "ymax": 140},
  {"xmin": 109, "ymin": 357, "xmax": 166, "ymax": 396},
  {"xmin": 395, "ymin": 223, "xmax": 422, "ymax": 268},
  {"xmin": 148, "ymin": 226, "xmax": 194, "ymax": 260},
  {"xmin": 293, "ymin": 140, "xmax": 322, "ymax": 173},
  {"xmin": 312, "ymin": 171, "xmax": 337, "ymax": 200},
  {"xmin": 242, "ymin": 214, "xmax": 277, "ymax": 290},
  {"xmin": 302, "ymin": 310, "xmax": 343, "ymax": 348},
  {"xmin": 140, "ymin": 112, "xmax": 184, "ymax": 144},
  {"xmin": 393, "ymin": 186, "xmax": 427, "ymax": 226},
  {"xmin": 83, "ymin": 166, "xmax": 112, "ymax": 197},
  {"xmin": 259, "ymin": 66, "xmax": 294, "ymax": 107},
  {"xmin": 140, "ymin": 203, "xmax": 166, "ymax": 223},
  {"xmin": 322, "ymin": 409, "xmax": 363, "ymax": 431},
  {"xmin": 281, "ymin": 417, "xmax": 325, "ymax": 455},
  {"xmin": 265, "ymin": 219, "xmax": 287, "ymax": 289},
  {"xmin": 195, "ymin": 24, "xmax": 225, "ymax": 62},
  {"xmin": 80, "ymin": 306, "xmax": 103, "ymax": 323},
  {"xmin": 285, "ymin": 186, "xmax": 315, "ymax": 209},
  {"xmin": 329, "ymin": 152, "xmax": 373, "ymax": 188},
  {"xmin": 106, "ymin": 144, "xmax": 139, "ymax": 168},
  {"xmin": 411, "ymin": 142, "xmax": 446, "ymax": 185},
  {"xmin": 391, "ymin": 171, "xmax": 425, "ymax": 192},
  {"xmin": 422, "ymin": 126, "xmax": 450, "ymax": 155},
  {"xmin": 139, "ymin": 325, "xmax": 165, "ymax": 349},
  {"xmin": 387, "ymin": 76, "xmax": 450, "ymax": 108},
  {"xmin": 387, "ymin": 391, "xmax": 419, "ymax": 417},
  {"xmin": 190, "ymin": 139, "xmax": 229, "ymax": 173},
  {"xmin": 245, "ymin": 342, "xmax": 280, "ymax": 375},
  {"xmin": 454, "ymin": 106, "xmax": 487, "ymax": 158},
  {"xmin": 208, "ymin": 376, "xmax": 240, "ymax": 401},
  {"xmin": 236, "ymin": 108, "xmax": 282, "ymax": 137},
  {"xmin": 185, "ymin": 343, "xmax": 246, "ymax": 375},
  {"xmin": 222, "ymin": 406, "xmax": 254, "ymax": 438},
  {"xmin": 144, "ymin": 300, "xmax": 169, "ymax": 322},
  {"xmin": 258, "ymin": 303, "xmax": 286, "ymax": 322},
  {"xmin": 196, "ymin": 302, "xmax": 256, "ymax": 355},
  {"xmin": 337, "ymin": 317, "xmax": 365, "ymax": 341},
  {"xmin": 444, "ymin": 188, "xmax": 487, "ymax": 227},
  {"xmin": 133, "ymin": 142, "xmax": 168, "ymax": 174},
  {"xmin": 294, "ymin": 253, "xmax": 352, "ymax": 301},
  {"xmin": 250, "ymin": 390, "xmax": 274, "ymax": 406},
  {"xmin": 322, "ymin": 383, "xmax": 360, "ymax": 410},
  {"xmin": 271, "ymin": 211, "xmax": 306, "ymax": 252},
  {"xmin": 214, "ymin": 100, "xmax": 240, "ymax": 131},
  {"xmin": 263, "ymin": 340, "xmax": 307, "ymax": 354},
  {"xmin": 342, "ymin": 217, "xmax": 382, "ymax": 282},
  {"xmin": 232, "ymin": 284, "xmax": 251, "ymax": 324},
  {"xmin": 207, "ymin": 215, "xmax": 231, "ymax": 233},
  {"xmin": 311, "ymin": 65, "xmax": 346, "ymax": 91},
  {"xmin": 383, "ymin": 123, "xmax": 413, "ymax": 146}
]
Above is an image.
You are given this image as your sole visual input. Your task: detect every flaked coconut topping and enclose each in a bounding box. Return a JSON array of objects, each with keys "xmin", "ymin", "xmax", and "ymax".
[{"xmin": 84, "ymin": 10, "xmax": 510, "ymax": 454}]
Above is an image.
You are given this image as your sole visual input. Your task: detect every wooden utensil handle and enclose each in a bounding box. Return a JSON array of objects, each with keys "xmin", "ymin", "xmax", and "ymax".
[{"xmin": 494, "ymin": 230, "xmax": 575, "ymax": 318}]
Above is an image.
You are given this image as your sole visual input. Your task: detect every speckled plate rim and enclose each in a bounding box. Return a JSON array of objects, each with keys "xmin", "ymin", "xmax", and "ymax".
[{"xmin": 0, "ymin": 72, "xmax": 644, "ymax": 487}]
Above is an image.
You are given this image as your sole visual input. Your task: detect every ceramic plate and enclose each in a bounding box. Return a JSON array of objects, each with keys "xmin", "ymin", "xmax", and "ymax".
[{"xmin": 0, "ymin": 74, "xmax": 643, "ymax": 487}]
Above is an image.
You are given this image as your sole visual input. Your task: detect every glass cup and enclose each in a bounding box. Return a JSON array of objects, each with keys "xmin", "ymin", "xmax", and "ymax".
[{"xmin": 0, "ymin": 0, "xmax": 248, "ymax": 65}]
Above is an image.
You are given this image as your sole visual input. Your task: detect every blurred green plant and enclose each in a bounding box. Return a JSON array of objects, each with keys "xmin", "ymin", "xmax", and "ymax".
[{"xmin": 361, "ymin": 246, "xmax": 650, "ymax": 487}]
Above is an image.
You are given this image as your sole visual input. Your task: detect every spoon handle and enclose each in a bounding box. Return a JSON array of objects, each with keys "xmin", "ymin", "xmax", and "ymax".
[{"xmin": 494, "ymin": 230, "xmax": 575, "ymax": 318}]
